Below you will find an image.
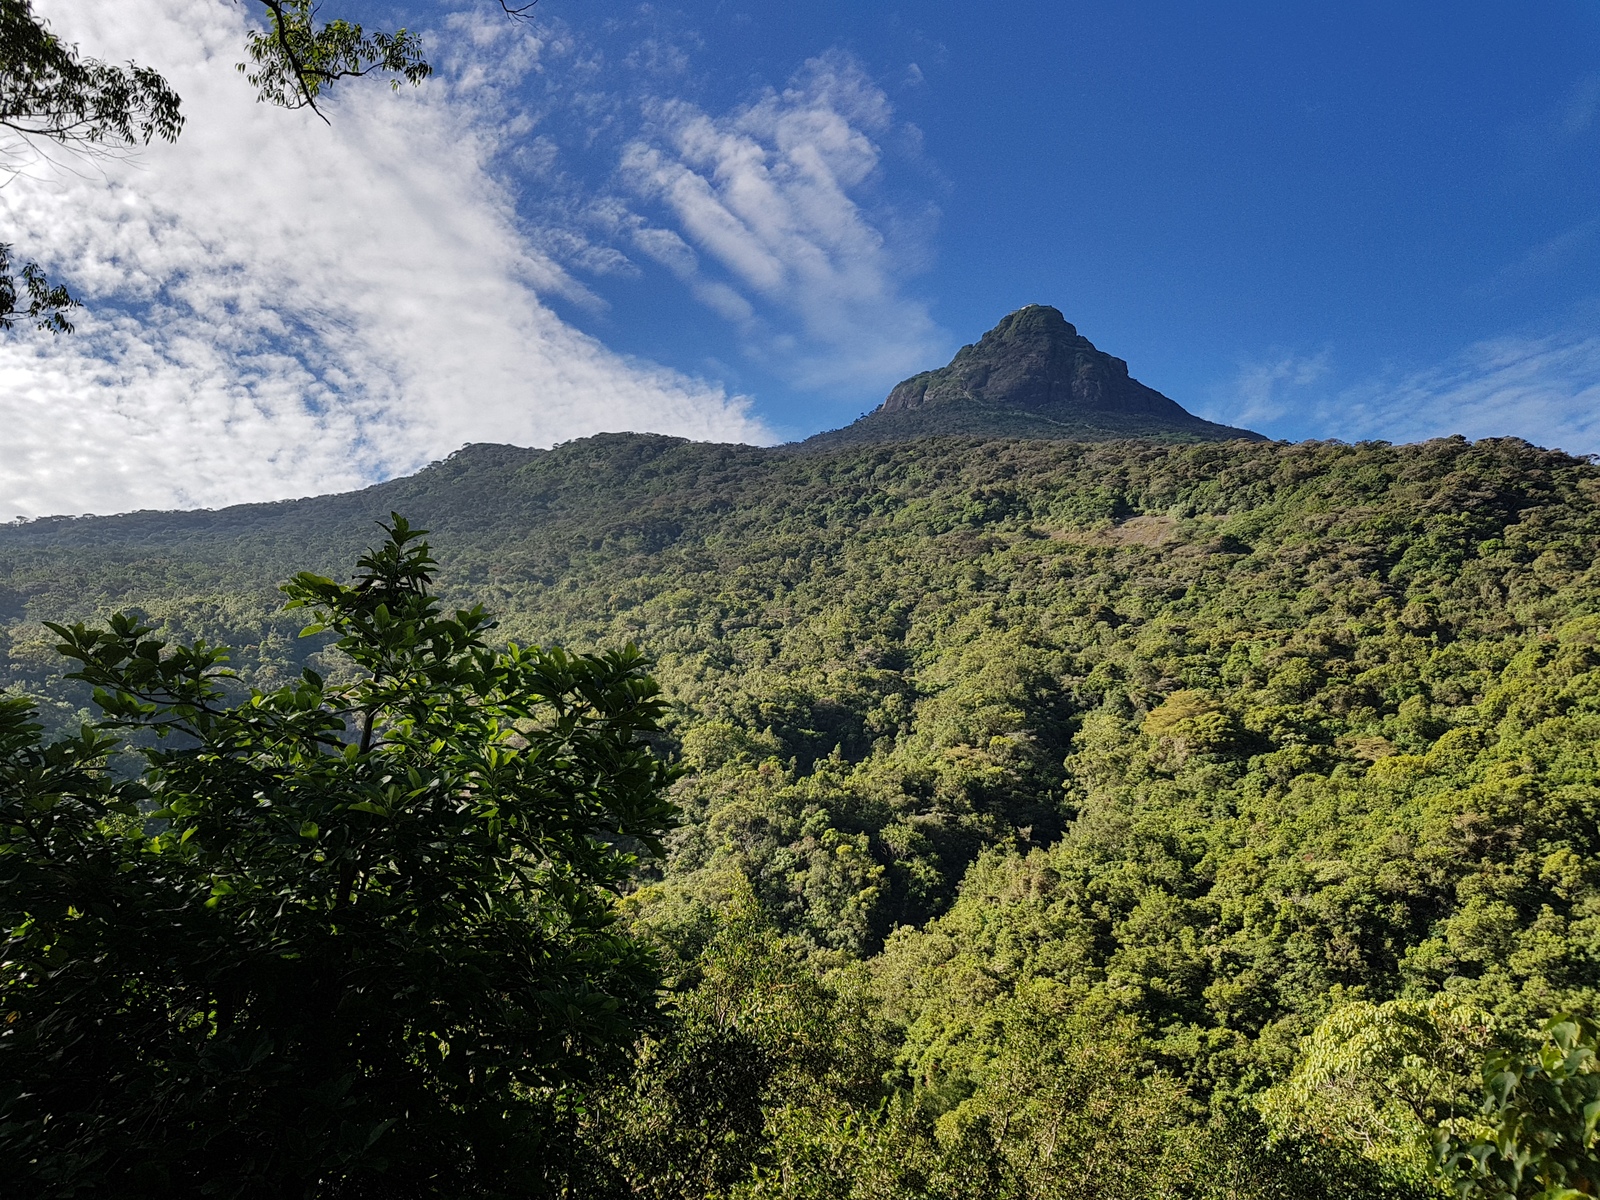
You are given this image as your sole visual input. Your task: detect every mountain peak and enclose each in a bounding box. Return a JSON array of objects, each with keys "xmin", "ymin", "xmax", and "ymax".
[{"xmin": 804, "ymin": 305, "xmax": 1262, "ymax": 448}]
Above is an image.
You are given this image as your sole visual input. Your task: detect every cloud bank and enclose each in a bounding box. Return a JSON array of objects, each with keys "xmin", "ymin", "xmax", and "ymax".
[{"xmin": 0, "ymin": 0, "xmax": 769, "ymax": 518}]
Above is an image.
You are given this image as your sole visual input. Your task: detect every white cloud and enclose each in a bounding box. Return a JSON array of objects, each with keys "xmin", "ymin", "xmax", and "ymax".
[
  {"xmin": 1204, "ymin": 323, "xmax": 1600, "ymax": 455},
  {"xmin": 617, "ymin": 53, "xmax": 946, "ymax": 393},
  {"xmin": 0, "ymin": 0, "xmax": 769, "ymax": 519}
]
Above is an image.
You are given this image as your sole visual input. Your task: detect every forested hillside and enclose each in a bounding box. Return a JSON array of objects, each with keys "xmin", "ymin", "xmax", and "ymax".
[{"xmin": 4, "ymin": 431, "xmax": 1599, "ymax": 1195}]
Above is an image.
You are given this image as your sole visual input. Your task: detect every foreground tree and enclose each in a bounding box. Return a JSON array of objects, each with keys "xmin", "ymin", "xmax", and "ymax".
[
  {"xmin": 1258, "ymin": 994, "xmax": 1501, "ymax": 1184},
  {"xmin": 0, "ymin": 516, "xmax": 676, "ymax": 1197},
  {"xmin": 1440, "ymin": 1016, "xmax": 1600, "ymax": 1200},
  {"xmin": 1263, "ymin": 999, "xmax": 1600, "ymax": 1200}
]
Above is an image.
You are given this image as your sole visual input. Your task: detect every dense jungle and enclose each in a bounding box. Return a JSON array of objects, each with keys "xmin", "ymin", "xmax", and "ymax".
[{"xmin": 4, "ymin": 430, "xmax": 1600, "ymax": 1197}]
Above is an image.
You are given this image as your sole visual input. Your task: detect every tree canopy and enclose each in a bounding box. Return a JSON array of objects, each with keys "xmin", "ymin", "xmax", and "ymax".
[
  {"xmin": 4, "ymin": 433, "xmax": 1600, "ymax": 1195},
  {"xmin": 1, "ymin": 516, "xmax": 677, "ymax": 1196}
]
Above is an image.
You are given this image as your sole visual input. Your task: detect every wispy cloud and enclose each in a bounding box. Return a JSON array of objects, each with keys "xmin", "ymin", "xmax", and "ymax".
[
  {"xmin": 1210, "ymin": 350, "xmax": 1331, "ymax": 430},
  {"xmin": 1203, "ymin": 321, "xmax": 1600, "ymax": 455},
  {"xmin": 1336, "ymin": 328, "xmax": 1600, "ymax": 454},
  {"xmin": 1561, "ymin": 72, "xmax": 1600, "ymax": 138},
  {"xmin": 1485, "ymin": 213, "xmax": 1600, "ymax": 293},
  {"xmin": 615, "ymin": 52, "xmax": 946, "ymax": 394},
  {"xmin": 0, "ymin": 0, "xmax": 770, "ymax": 518}
]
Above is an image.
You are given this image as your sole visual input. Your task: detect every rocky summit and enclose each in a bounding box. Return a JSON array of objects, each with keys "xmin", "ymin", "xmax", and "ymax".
[{"xmin": 803, "ymin": 304, "xmax": 1263, "ymax": 447}]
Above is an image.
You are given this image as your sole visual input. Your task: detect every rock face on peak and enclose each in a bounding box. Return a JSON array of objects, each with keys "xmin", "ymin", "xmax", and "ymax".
[{"xmin": 803, "ymin": 305, "xmax": 1262, "ymax": 447}]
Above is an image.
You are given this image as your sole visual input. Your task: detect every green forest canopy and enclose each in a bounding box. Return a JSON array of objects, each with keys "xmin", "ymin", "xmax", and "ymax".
[{"xmin": 4, "ymin": 431, "xmax": 1599, "ymax": 1195}]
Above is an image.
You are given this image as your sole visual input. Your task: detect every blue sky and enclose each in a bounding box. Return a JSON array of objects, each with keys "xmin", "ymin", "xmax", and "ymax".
[
  {"xmin": 471, "ymin": 0, "xmax": 1600, "ymax": 441},
  {"xmin": 1, "ymin": 1, "xmax": 1597, "ymax": 515}
]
